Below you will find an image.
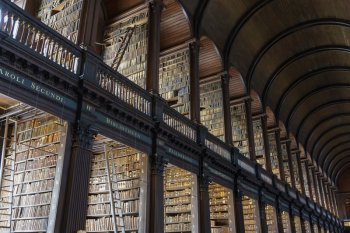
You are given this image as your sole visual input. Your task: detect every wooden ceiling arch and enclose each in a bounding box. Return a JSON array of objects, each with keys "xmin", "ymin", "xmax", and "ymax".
[
  {"xmin": 228, "ymin": 66, "xmax": 246, "ymax": 99},
  {"xmin": 265, "ymin": 106, "xmax": 276, "ymax": 128},
  {"xmin": 199, "ymin": 36, "xmax": 223, "ymax": 79},
  {"xmin": 250, "ymin": 90, "xmax": 263, "ymax": 115}
]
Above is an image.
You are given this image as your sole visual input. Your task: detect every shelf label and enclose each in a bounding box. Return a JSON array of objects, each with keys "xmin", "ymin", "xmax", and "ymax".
[
  {"xmin": 0, "ymin": 64, "xmax": 76, "ymax": 109},
  {"xmin": 96, "ymin": 112, "xmax": 151, "ymax": 144}
]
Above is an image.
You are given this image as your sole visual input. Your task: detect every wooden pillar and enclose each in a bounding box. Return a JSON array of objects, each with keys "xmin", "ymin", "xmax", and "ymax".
[
  {"xmin": 286, "ymin": 140, "xmax": 296, "ymax": 188},
  {"xmin": 234, "ymin": 187, "xmax": 245, "ymax": 233},
  {"xmin": 275, "ymin": 130, "xmax": 286, "ymax": 182},
  {"xmin": 198, "ymin": 172, "xmax": 211, "ymax": 233},
  {"xmin": 245, "ymin": 98, "xmax": 256, "ymax": 161},
  {"xmin": 148, "ymin": 153, "xmax": 166, "ymax": 233},
  {"xmin": 221, "ymin": 74, "xmax": 233, "ymax": 145},
  {"xmin": 290, "ymin": 211, "xmax": 297, "ymax": 233},
  {"xmin": 300, "ymin": 216, "xmax": 307, "ymax": 233},
  {"xmin": 311, "ymin": 168, "xmax": 320, "ymax": 204},
  {"xmin": 296, "ymin": 151, "xmax": 306, "ymax": 195},
  {"xmin": 305, "ymin": 161, "xmax": 314, "ymax": 201},
  {"xmin": 276, "ymin": 198, "xmax": 285, "ymax": 233},
  {"xmin": 77, "ymin": 0, "xmax": 101, "ymax": 50},
  {"xmin": 62, "ymin": 123, "xmax": 96, "ymax": 233},
  {"xmin": 261, "ymin": 114, "xmax": 272, "ymax": 173},
  {"xmin": 189, "ymin": 40, "xmax": 201, "ymax": 123},
  {"xmin": 146, "ymin": 0, "xmax": 163, "ymax": 93}
]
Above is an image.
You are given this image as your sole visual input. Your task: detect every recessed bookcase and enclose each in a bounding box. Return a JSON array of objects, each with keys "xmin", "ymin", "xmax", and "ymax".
[
  {"xmin": 163, "ymin": 165, "xmax": 198, "ymax": 233},
  {"xmin": 313, "ymin": 223, "xmax": 319, "ymax": 233},
  {"xmin": 281, "ymin": 142, "xmax": 292, "ymax": 186},
  {"xmin": 36, "ymin": 0, "xmax": 83, "ymax": 43},
  {"xmin": 242, "ymin": 196, "xmax": 260, "ymax": 233},
  {"xmin": 102, "ymin": 7, "xmax": 149, "ymax": 89},
  {"xmin": 301, "ymin": 161, "xmax": 310, "ymax": 198},
  {"xmin": 230, "ymin": 103, "xmax": 249, "ymax": 158},
  {"xmin": 200, "ymin": 79, "xmax": 225, "ymax": 141},
  {"xmin": 265, "ymin": 204, "xmax": 278, "ymax": 233},
  {"xmin": 268, "ymin": 132, "xmax": 280, "ymax": 179},
  {"xmin": 308, "ymin": 168, "xmax": 316, "ymax": 203},
  {"xmin": 208, "ymin": 183, "xmax": 235, "ymax": 233},
  {"xmin": 304, "ymin": 220, "xmax": 312, "ymax": 233},
  {"xmin": 281, "ymin": 211, "xmax": 292, "ymax": 233},
  {"xmin": 294, "ymin": 216, "xmax": 302, "ymax": 233},
  {"xmin": 253, "ymin": 118, "xmax": 265, "ymax": 168},
  {"xmin": 85, "ymin": 135, "xmax": 148, "ymax": 233},
  {"xmin": 159, "ymin": 48, "xmax": 190, "ymax": 116},
  {"xmin": 0, "ymin": 108, "xmax": 68, "ymax": 232}
]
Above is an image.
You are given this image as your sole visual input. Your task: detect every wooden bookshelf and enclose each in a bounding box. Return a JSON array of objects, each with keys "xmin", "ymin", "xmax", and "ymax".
[
  {"xmin": 291, "ymin": 152, "xmax": 301, "ymax": 193},
  {"xmin": 253, "ymin": 118, "xmax": 265, "ymax": 168},
  {"xmin": 200, "ymin": 80, "xmax": 224, "ymax": 141},
  {"xmin": 164, "ymin": 166, "xmax": 198, "ymax": 233},
  {"xmin": 301, "ymin": 162, "xmax": 310, "ymax": 198},
  {"xmin": 265, "ymin": 205, "xmax": 278, "ymax": 233},
  {"xmin": 308, "ymin": 168, "xmax": 316, "ymax": 203},
  {"xmin": 0, "ymin": 114, "xmax": 67, "ymax": 232},
  {"xmin": 36, "ymin": 0, "xmax": 83, "ymax": 43},
  {"xmin": 85, "ymin": 144, "xmax": 148, "ymax": 233},
  {"xmin": 268, "ymin": 132, "xmax": 281, "ymax": 179},
  {"xmin": 208, "ymin": 183, "xmax": 234, "ymax": 233},
  {"xmin": 281, "ymin": 143, "xmax": 292, "ymax": 186},
  {"xmin": 102, "ymin": 8, "xmax": 149, "ymax": 89},
  {"xmin": 159, "ymin": 48, "xmax": 190, "ymax": 116},
  {"xmin": 304, "ymin": 220, "xmax": 312, "ymax": 233},
  {"xmin": 281, "ymin": 211, "xmax": 292, "ymax": 233},
  {"xmin": 230, "ymin": 103, "xmax": 249, "ymax": 158},
  {"xmin": 294, "ymin": 216, "xmax": 302, "ymax": 233},
  {"xmin": 313, "ymin": 223, "xmax": 319, "ymax": 233},
  {"xmin": 242, "ymin": 196, "xmax": 260, "ymax": 233}
]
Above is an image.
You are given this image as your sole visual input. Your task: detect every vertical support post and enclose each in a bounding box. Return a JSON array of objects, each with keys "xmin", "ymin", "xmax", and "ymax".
[
  {"xmin": 245, "ymin": 98, "xmax": 256, "ymax": 161},
  {"xmin": 259, "ymin": 194, "xmax": 268, "ymax": 233},
  {"xmin": 261, "ymin": 115, "xmax": 272, "ymax": 173},
  {"xmin": 62, "ymin": 124, "xmax": 96, "ymax": 233},
  {"xmin": 311, "ymin": 168, "xmax": 320, "ymax": 204},
  {"xmin": 198, "ymin": 172, "xmax": 211, "ymax": 233},
  {"xmin": 221, "ymin": 74, "xmax": 233, "ymax": 145},
  {"xmin": 275, "ymin": 130, "xmax": 286, "ymax": 182},
  {"xmin": 146, "ymin": 0, "xmax": 163, "ymax": 93},
  {"xmin": 189, "ymin": 40, "xmax": 201, "ymax": 123},
  {"xmin": 305, "ymin": 161, "xmax": 314, "ymax": 201},
  {"xmin": 300, "ymin": 216, "xmax": 307, "ymax": 233},
  {"xmin": 276, "ymin": 198, "xmax": 285, "ymax": 233},
  {"xmin": 234, "ymin": 187, "xmax": 245, "ymax": 233}
]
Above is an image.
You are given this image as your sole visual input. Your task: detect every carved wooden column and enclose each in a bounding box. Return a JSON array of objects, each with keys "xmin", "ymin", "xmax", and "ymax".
[
  {"xmin": 305, "ymin": 160, "xmax": 314, "ymax": 201},
  {"xmin": 261, "ymin": 114, "xmax": 272, "ymax": 173},
  {"xmin": 198, "ymin": 171, "xmax": 211, "ymax": 233},
  {"xmin": 221, "ymin": 74, "xmax": 233, "ymax": 145},
  {"xmin": 258, "ymin": 193, "xmax": 269, "ymax": 233},
  {"xmin": 275, "ymin": 130, "xmax": 286, "ymax": 182},
  {"xmin": 62, "ymin": 123, "xmax": 96, "ymax": 233},
  {"xmin": 296, "ymin": 151, "xmax": 306, "ymax": 195},
  {"xmin": 146, "ymin": 0, "xmax": 163, "ymax": 93},
  {"xmin": 245, "ymin": 98, "xmax": 256, "ymax": 161},
  {"xmin": 148, "ymin": 153, "xmax": 167, "ymax": 233},
  {"xmin": 300, "ymin": 215, "xmax": 307, "ymax": 233},
  {"xmin": 189, "ymin": 40, "xmax": 201, "ymax": 123},
  {"xmin": 276, "ymin": 197, "xmax": 285, "ymax": 233},
  {"xmin": 311, "ymin": 168, "xmax": 320, "ymax": 204},
  {"xmin": 234, "ymin": 187, "xmax": 245, "ymax": 233}
]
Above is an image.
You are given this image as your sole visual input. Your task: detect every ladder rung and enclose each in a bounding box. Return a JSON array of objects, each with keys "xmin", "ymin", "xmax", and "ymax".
[
  {"xmin": 5, "ymin": 158, "xmax": 14, "ymax": 161},
  {"xmin": 2, "ymin": 178, "xmax": 12, "ymax": 182},
  {"xmin": 0, "ymin": 189, "xmax": 12, "ymax": 193},
  {"xmin": 0, "ymin": 201, "xmax": 12, "ymax": 204}
]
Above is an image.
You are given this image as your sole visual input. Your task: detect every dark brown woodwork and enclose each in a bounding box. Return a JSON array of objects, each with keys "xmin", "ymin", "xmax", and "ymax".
[
  {"xmin": 275, "ymin": 130, "xmax": 286, "ymax": 182},
  {"xmin": 311, "ymin": 168, "xmax": 320, "ymax": 204},
  {"xmin": 296, "ymin": 151, "xmax": 306, "ymax": 195},
  {"xmin": 234, "ymin": 189, "xmax": 245, "ymax": 233},
  {"xmin": 245, "ymin": 98, "xmax": 256, "ymax": 161},
  {"xmin": 304, "ymin": 160, "xmax": 314, "ymax": 201},
  {"xmin": 259, "ymin": 198, "xmax": 268, "ymax": 233},
  {"xmin": 146, "ymin": 0, "xmax": 163, "ymax": 93},
  {"xmin": 189, "ymin": 40, "xmax": 201, "ymax": 123},
  {"xmin": 198, "ymin": 174, "xmax": 211, "ymax": 233},
  {"xmin": 261, "ymin": 115, "xmax": 272, "ymax": 173},
  {"xmin": 221, "ymin": 74, "xmax": 233, "ymax": 145},
  {"xmin": 286, "ymin": 140, "xmax": 296, "ymax": 189}
]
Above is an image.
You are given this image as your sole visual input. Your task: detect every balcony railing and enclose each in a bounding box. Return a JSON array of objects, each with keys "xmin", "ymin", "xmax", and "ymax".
[
  {"xmin": 0, "ymin": 1, "xmax": 80, "ymax": 75},
  {"xmin": 163, "ymin": 107, "xmax": 197, "ymax": 142},
  {"xmin": 205, "ymin": 134, "xmax": 231, "ymax": 161}
]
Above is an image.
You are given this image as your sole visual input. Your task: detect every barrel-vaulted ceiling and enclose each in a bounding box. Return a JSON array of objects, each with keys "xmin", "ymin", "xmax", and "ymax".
[{"xmin": 179, "ymin": 0, "xmax": 350, "ymax": 185}]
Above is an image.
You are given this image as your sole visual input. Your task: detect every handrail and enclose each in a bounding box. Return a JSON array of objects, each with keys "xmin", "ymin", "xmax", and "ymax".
[
  {"xmin": 96, "ymin": 61, "xmax": 152, "ymax": 116},
  {"xmin": 162, "ymin": 107, "xmax": 197, "ymax": 142},
  {"xmin": 0, "ymin": 1, "xmax": 81, "ymax": 75},
  {"xmin": 205, "ymin": 133, "xmax": 231, "ymax": 161}
]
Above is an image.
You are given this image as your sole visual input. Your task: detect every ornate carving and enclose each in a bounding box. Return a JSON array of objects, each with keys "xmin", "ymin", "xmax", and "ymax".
[
  {"xmin": 151, "ymin": 153, "xmax": 168, "ymax": 175},
  {"xmin": 73, "ymin": 121, "xmax": 97, "ymax": 149}
]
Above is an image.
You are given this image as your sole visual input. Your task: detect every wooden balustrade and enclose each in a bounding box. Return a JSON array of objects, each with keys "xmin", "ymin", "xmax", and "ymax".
[{"xmin": 205, "ymin": 134, "xmax": 231, "ymax": 161}]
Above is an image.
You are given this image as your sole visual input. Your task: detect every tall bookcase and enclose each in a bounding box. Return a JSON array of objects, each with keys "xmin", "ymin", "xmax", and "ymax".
[
  {"xmin": 230, "ymin": 103, "xmax": 249, "ymax": 158},
  {"xmin": 268, "ymin": 132, "xmax": 280, "ymax": 179},
  {"xmin": 85, "ymin": 141, "xmax": 148, "ymax": 233},
  {"xmin": 242, "ymin": 196, "xmax": 260, "ymax": 233},
  {"xmin": 159, "ymin": 48, "xmax": 190, "ymax": 115},
  {"xmin": 208, "ymin": 183, "xmax": 234, "ymax": 233},
  {"xmin": 281, "ymin": 142, "xmax": 292, "ymax": 186},
  {"xmin": 304, "ymin": 220, "xmax": 312, "ymax": 233},
  {"xmin": 265, "ymin": 205, "xmax": 278, "ymax": 233},
  {"xmin": 281, "ymin": 211, "xmax": 292, "ymax": 233},
  {"xmin": 291, "ymin": 152, "xmax": 301, "ymax": 193},
  {"xmin": 102, "ymin": 7, "xmax": 149, "ymax": 89},
  {"xmin": 313, "ymin": 223, "xmax": 319, "ymax": 233},
  {"xmin": 164, "ymin": 166, "xmax": 198, "ymax": 233},
  {"xmin": 200, "ymin": 80, "xmax": 225, "ymax": 141},
  {"xmin": 308, "ymin": 168, "xmax": 316, "ymax": 203},
  {"xmin": 294, "ymin": 216, "xmax": 302, "ymax": 233},
  {"xmin": 253, "ymin": 118, "xmax": 265, "ymax": 168},
  {"xmin": 36, "ymin": 0, "xmax": 84, "ymax": 43},
  {"xmin": 0, "ymin": 113, "xmax": 68, "ymax": 232}
]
